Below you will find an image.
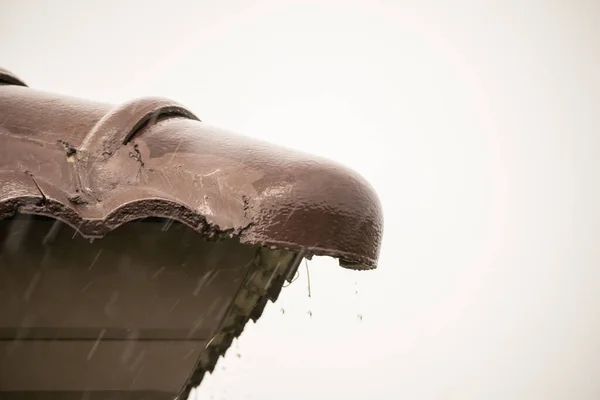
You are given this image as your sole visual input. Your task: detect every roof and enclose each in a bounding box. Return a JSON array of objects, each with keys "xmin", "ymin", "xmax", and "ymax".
[{"xmin": 0, "ymin": 67, "xmax": 383, "ymax": 269}]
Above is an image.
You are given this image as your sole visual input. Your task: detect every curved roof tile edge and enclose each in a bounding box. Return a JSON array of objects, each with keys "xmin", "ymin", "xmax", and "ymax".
[{"xmin": 0, "ymin": 69, "xmax": 383, "ymax": 269}]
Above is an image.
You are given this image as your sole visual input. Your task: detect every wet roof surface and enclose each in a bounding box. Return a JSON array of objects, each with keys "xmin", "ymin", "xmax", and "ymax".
[{"xmin": 0, "ymin": 67, "xmax": 383, "ymax": 269}]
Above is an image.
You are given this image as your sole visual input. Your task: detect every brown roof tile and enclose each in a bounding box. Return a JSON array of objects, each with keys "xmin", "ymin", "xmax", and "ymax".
[{"xmin": 0, "ymin": 67, "xmax": 383, "ymax": 269}]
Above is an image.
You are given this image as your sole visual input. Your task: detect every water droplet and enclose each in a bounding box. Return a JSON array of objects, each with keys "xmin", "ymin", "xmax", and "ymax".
[
  {"xmin": 87, "ymin": 329, "xmax": 106, "ymax": 360},
  {"xmin": 89, "ymin": 249, "xmax": 102, "ymax": 270}
]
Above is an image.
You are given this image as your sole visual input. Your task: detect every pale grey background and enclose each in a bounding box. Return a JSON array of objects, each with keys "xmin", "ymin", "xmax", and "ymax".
[{"xmin": 2, "ymin": 1, "xmax": 600, "ymax": 399}]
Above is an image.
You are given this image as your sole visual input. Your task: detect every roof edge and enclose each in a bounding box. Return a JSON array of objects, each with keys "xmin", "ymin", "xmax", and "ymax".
[{"xmin": 0, "ymin": 196, "xmax": 377, "ymax": 270}]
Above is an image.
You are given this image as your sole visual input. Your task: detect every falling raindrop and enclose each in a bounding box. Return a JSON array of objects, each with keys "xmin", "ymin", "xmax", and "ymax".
[
  {"xmin": 130, "ymin": 349, "xmax": 146, "ymax": 371},
  {"xmin": 357, "ymin": 314, "xmax": 363, "ymax": 321},
  {"xmin": 169, "ymin": 298, "xmax": 181, "ymax": 313},
  {"xmin": 307, "ymin": 310, "xmax": 312, "ymax": 318},
  {"xmin": 183, "ymin": 349, "xmax": 196, "ymax": 360},
  {"xmin": 280, "ymin": 308, "xmax": 285, "ymax": 315},
  {"xmin": 71, "ymin": 223, "xmax": 83, "ymax": 239},
  {"xmin": 3, "ymin": 215, "xmax": 33, "ymax": 254},
  {"xmin": 121, "ymin": 330, "xmax": 140, "ymax": 364},
  {"xmin": 104, "ymin": 291, "xmax": 120, "ymax": 317},
  {"xmin": 193, "ymin": 270, "xmax": 214, "ymax": 296},
  {"xmin": 81, "ymin": 280, "xmax": 93, "ymax": 293},
  {"xmin": 236, "ymin": 353, "xmax": 241, "ymax": 358},
  {"xmin": 305, "ymin": 260, "xmax": 311, "ymax": 298},
  {"xmin": 23, "ymin": 272, "xmax": 41, "ymax": 302},
  {"xmin": 162, "ymin": 218, "xmax": 174, "ymax": 232},
  {"xmin": 152, "ymin": 266, "xmax": 166, "ymax": 279},
  {"xmin": 89, "ymin": 249, "xmax": 102, "ymax": 270},
  {"xmin": 42, "ymin": 219, "xmax": 62, "ymax": 245},
  {"xmin": 87, "ymin": 328, "xmax": 106, "ymax": 360}
]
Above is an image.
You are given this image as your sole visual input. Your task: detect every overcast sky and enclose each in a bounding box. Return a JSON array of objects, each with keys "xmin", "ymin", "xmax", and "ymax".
[{"xmin": 2, "ymin": 1, "xmax": 600, "ymax": 399}]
